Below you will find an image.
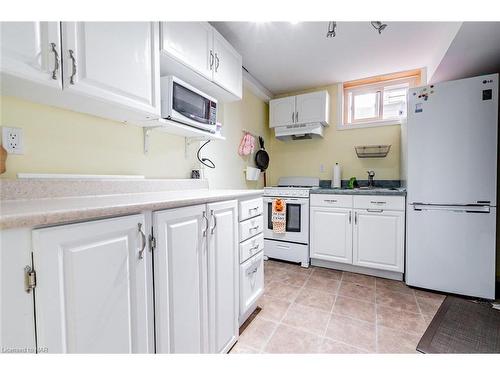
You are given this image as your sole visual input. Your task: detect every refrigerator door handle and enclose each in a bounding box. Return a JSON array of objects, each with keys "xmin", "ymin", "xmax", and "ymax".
[{"xmin": 412, "ymin": 204, "xmax": 490, "ymax": 213}]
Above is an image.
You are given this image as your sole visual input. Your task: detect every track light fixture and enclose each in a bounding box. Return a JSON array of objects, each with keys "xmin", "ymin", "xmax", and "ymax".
[
  {"xmin": 326, "ymin": 21, "xmax": 389, "ymax": 39},
  {"xmin": 371, "ymin": 21, "xmax": 388, "ymax": 34},
  {"xmin": 326, "ymin": 21, "xmax": 336, "ymax": 38}
]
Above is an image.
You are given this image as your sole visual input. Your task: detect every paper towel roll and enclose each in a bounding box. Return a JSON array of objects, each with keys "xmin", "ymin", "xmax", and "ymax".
[{"xmin": 332, "ymin": 163, "xmax": 341, "ymax": 188}]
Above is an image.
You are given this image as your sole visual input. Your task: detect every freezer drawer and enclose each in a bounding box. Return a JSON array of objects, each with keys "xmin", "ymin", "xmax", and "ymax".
[{"xmin": 406, "ymin": 204, "xmax": 496, "ymax": 299}]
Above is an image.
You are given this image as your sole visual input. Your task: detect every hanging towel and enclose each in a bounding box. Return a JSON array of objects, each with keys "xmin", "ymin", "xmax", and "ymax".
[
  {"xmin": 238, "ymin": 133, "xmax": 255, "ymax": 156},
  {"xmin": 272, "ymin": 198, "xmax": 286, "ymax": 233}
]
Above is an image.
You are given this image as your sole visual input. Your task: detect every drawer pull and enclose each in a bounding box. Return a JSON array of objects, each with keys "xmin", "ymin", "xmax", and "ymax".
[
  {"xmin": 370, "ymin": 201, "xmax": 386, "ymax": 205},
  {"xmin": 250, "ymin": 244, "xmax": 260, "ymax": 251},
  {"xmin": 367, "ymin": 209, "xmax": 384, "ymax": 213},
  {"xmin": 324, "ymin": 199, "xmax": 338, "ymax": 203},
  {"xmin": 250, "ymin": 225, "xmax": 260, "ymax": 231},
  {"xmin": 249, "ymin": 206, "xmax": 260, "ymax": 212}
]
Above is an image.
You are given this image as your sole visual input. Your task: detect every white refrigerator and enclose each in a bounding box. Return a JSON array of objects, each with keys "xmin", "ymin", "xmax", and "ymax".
[{"xmin": 404, "ymin": 74, "xmax": 498, "ymax": 299}]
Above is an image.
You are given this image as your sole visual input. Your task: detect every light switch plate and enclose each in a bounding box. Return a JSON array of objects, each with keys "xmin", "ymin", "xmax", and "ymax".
[{"xmin": 2, "ymin": 127, "xmax": 24, "ymax": 154}]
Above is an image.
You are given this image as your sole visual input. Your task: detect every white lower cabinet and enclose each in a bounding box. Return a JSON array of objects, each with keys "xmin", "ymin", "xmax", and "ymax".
[
  {"xmin": 153, "ymin": 200, "xmax": 238, "ymax": 353},
  {"xmin": 353, "ymin": 210, "xmax": 404, "ymax": 272},
  {"xmin": 32, "ymin": 214, "xmax": 151, "ymax": 353},
  {"xmin": 239, "ymin": 252, "xmax": 264, "ymax": 315},
  {"xmin": 310, "ymin": 207, "xmax": 352, "ymax": 264},
  {"xmin": 310, "ymin": 194, "xmax": 405, "ymax": 275},
  {"xmin": 207, "ymin": 201, "xmax": 238, "ymax": 354}
]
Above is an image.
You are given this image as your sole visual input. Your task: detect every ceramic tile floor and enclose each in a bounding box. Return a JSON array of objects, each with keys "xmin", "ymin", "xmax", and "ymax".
[{"xmin": 231, "ymin": 259, "xmax": 447, "ymax": 354}]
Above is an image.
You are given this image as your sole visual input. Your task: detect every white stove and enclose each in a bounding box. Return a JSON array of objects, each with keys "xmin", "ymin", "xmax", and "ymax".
[{"xmin": 263, "ymin": 177, "xmax": 319, "ymax": 268}]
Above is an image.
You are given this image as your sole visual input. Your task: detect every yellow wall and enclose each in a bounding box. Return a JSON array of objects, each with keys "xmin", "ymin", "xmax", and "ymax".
[
  {"xmin": 202, "ymin": 86, "xmax": 270, "ymax": 189},
  {"xmin": 0, "ymin": 84, "xmax": 270, "ymax": 186},
  {"xmin": 266, "ymin": 84, "xmax": 401, "ymax": 186}
]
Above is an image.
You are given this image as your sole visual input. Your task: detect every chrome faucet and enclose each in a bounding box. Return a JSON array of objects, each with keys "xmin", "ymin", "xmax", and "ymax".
[{"xmin": 367, "ymin": 170, "xmax": 375, "ymax": 188}]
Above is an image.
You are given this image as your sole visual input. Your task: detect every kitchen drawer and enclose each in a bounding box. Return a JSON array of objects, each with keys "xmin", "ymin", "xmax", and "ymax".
[
  {"xmin": 310, "ymin": 194, "xmax": 353, "ymax": 208},
  {"xmin": 239, "ymin": 215, "xmax": 263, "ymax": 242},
  {"xmin": 240, "ymin": 252, "xmax": 264, "ymax": 316},
  {"xmin": 353, "ymin": 195, "xmax": 405, "ymax": 211},
  {"xmin": 239, "ymin": 197, "xmax": 263, "ymax": 221},
  {"xmin": 240, "ymin": 233, "xmax": 264, "ymax": 264}
]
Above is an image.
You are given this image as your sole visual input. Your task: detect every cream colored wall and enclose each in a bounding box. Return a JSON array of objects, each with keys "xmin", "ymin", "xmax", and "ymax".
[
  {"xmin": 203, "ymin": 86, "xmax": 270, "ymax": 189},
  {"xmin": 0, "ymin": 96, "xmax": 198, "ymax": 179},
  {"xmin": 0, "ymin": 85, "xmax": 270, "ymax": 188},
  {"xmin": 266, "ymin": 84, "xmax": 401, "ymax": 186}
]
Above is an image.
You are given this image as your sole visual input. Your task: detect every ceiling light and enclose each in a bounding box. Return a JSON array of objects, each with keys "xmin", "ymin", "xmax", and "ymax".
[
  {"xmin": 371, "ymin": 21, "xmax": 388, "ymax": 34},
  {"xmin": 326, "ymin": 21, "xmax": 336, "ymax": 38}
]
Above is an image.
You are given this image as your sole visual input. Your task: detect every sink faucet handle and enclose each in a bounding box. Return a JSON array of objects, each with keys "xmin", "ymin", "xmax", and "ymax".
[{"xmin": 367, "ymin": 170, "xmax": 375, "ymax": 177}]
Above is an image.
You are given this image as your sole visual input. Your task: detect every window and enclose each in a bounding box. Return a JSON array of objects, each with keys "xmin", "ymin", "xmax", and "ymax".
[{"xmin": 342, "ymin": 69, "xmax": 421, "ymax": 127}]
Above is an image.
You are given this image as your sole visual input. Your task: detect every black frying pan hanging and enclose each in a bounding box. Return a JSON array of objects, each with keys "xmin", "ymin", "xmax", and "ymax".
[
  {"xmin": 255, "ymin": 136, "xmax": 269, "ymax": 171},
  {"xmin": 255, "ymin": 136, "xmax": 269, "ymax": 186}
]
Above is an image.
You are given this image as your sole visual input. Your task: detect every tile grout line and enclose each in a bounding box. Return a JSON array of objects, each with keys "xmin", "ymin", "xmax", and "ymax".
[{"xmin": 259, "ymin": 261, "xmax": 313, "ymax": 353}]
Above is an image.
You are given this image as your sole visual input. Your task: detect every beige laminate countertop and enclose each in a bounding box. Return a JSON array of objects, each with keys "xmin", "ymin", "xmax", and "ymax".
[{"xmin": 0, "ymin": 189, "xmax": 263, "ymax": 230}]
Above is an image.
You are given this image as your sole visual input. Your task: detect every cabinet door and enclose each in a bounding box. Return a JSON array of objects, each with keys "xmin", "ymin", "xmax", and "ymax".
[
  {"xmin": 61, "ymin": 22, "xmax": 160, "ymax": 117},
  {"xmin": 212, "ymin": 29, "xmax": 242, "ymax": 99},
  {"xmin": 153, "ymin": 205, "xmax": 208, "ymax": 353},
  {"xmin": 310, "ymin": 207, "xmax": 353, "ymax": 264},
  {"xmin": 0, "ymin": 22, "xmax": 62, "ymax": 88},
  {"xmin": 269, "ymin": 96, "xmax": 296, "ymax": 128},
  {"xmin": 295, "ymin": 91, "xmax": 329, "ymax": 125},
  {"xmin": 160, "ymin": 22, "xmax": 213, "ymax": 80},
  {"xmin": 207, "ymin": 200, "xmax": 238, "ymax": 353},
  {"xmin": 32, "ymin": 214, "xmax": 151, "ymax": 353},
  {"xmin": 353, "ymin": 210, "xmax": 404, "ymax": 272}
]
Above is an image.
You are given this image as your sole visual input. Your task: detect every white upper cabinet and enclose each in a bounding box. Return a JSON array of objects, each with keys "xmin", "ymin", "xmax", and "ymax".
[
  {"xmin": 153, "ymin": 205, "xmax": 208, "ymax": 354},
  {"xmin": 353, "ymin": 210, "xmax": 404, "ymax": 272},
  {"xmin": 0, "ymin": 22, "xmax": 62, "ymax": 88},
  {"xmin": 295, "ymin": 91, "xmax": 329, "ymax": 125},
  {"xmin": 160, "ymin": 22, "xmax": 213, "ymax": 80},
  {"xmin": 160, "ymin": 22, "xmax": 243, "ymax": 101},
  {"xmin": 212, "ymin": 29, "xmax": 243, "ymax": 98},
  {"xmin": 310, "ymin": 207, "xmax": 353, "ymax": 264},
  {"xmin": 269, "ymin": 96, "xmax": 296, "ymax": 128},
  {"xmin": 206, "ymin": 200, "xmax": 238, "ymax": 354},
  {"xmin": 61, "ymin": 22, "xmax": 160, "ymax": 117},
  {"xmin": 32, "ymin": 214, "xmax": 151, "ymax": 353},
  {"xmin": 269, "ymin": 90, "xmax": 330, "ymax": 128}
]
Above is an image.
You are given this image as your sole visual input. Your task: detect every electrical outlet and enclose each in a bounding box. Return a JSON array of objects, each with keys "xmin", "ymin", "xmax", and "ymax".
[
  {"xmin": 320, "ymin": 164, "xmax": 325, "ymax": 173},
  {"xmin": 2, "ymin": 127, "xmax": 24, "ymax": 154}
]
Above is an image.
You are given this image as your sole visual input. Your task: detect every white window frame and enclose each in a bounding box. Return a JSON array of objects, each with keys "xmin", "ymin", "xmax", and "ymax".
[{"xmin": 337, "ymin": 72, "xmax": 422, "ymax": 130}]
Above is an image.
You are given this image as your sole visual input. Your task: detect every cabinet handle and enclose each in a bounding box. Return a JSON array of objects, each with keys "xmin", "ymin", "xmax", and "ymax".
[
  {"xmin": 324, "ymin": 199, "xmax": 337, "ymax": 203},
  {"xmin": 69, "ymin": 49, "xmax": 77, "ymax": 85},
  {"xmin": 202, "ymin": 211, "xmax": 209, "ymax": 237},
  {"xmin": 292, "ymin": 111, "xmax": 295, "ymax": 123},
  {"xmin": 250, "ymin": 225, "xmax": 260, "ymax": 231},
  {"xmin": 370, "ymin": 201, "xmax": 386, "ymax": 205},
  {"xmin": 295, "ymin": 111, "xmax": 299, "ymax": 123},
  {"xmin": 349, "ymin": 211, "xmax": 351, "ymax": 224},
  {"xmin": 215, "ymin": 53, "xmax": 220, "ymax": 72},
  {"xmin": 249, "ymin": 206, "xmax": 259, "ymax": 212},
  {"xmin": 250, "ymin": 244, "xmax": 260, "ymax": 251},
  {"xmin": 138, "ymin": 223, "xmax": 146, "ymax": 259},
  {"xmin": 210, "ymin": 210, "xmax": 217, "ymax": 235},
  {"xmin": 50, "ymin": 42, "xmax": 59, "ymax": 80},
  {"xmin": 209, "ymin": 50, "xmax": 214, "ymax": 70},
  {"xmin": 354, "ymin": 212, "xmax": 358, "ymax": 225},
  {"xmin": 367, "ymin": 209, "xmax": 384, "ymax": 213}
]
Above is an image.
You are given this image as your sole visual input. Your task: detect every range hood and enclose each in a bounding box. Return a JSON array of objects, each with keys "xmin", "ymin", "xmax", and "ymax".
[{"xmin": 274, "ymin": 123, "xmax": 325, "ymax": 141}]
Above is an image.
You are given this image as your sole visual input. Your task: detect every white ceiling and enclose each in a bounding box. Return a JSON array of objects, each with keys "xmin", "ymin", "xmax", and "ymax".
[
  {"xmin": 430, "ymin": 22, "xmax": 500, "ymax": 83},
  {"xmin": 212, "ymin": 22, "xmax": 462, "ymax": 95}
]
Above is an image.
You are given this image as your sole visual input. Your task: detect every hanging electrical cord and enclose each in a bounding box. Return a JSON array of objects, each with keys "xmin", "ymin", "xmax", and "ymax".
[{"xmin": 197, "ymin": 140, "xmax": 215, "ymax": 169}]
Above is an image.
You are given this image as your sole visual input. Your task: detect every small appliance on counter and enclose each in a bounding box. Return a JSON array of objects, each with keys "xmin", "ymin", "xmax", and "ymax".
[{"xmin": 263, "ymin": 176, "xmax": 320, "ymax": 267}]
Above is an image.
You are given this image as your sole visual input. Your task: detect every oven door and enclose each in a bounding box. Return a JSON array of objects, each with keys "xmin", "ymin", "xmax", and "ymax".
[{"xmin": 263, "ymin": 197, "xmax": 309, "ymax": 244}]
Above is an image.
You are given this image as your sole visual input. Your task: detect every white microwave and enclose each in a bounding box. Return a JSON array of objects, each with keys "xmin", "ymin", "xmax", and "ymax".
[{"xmin": 161, "ymin": 76, "xmax": 218, "ymax": 133}]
